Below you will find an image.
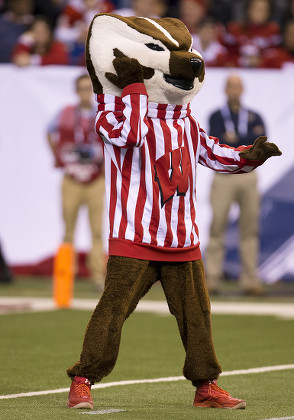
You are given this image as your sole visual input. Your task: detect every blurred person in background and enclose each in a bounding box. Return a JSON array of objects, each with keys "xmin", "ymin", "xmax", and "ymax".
[
  {"xmin": 260, "ymin": 18, "xmax": 294, "ymax": 68},
  {"xmin": 114, "ymin": 0, "xmax": 167, "ymax": 17},
  {"xmin": 0, "ymin": 0, "xmax": 33, "ymax": 63},
  {"xmin": 222, "ymin": 0, "xmax": 281, "ymax": 68},
  {"xmin": 208, "ymin": 0, "xmax": 246, "ymax": 26},
  {"xmin": 55, "ymin": 0, "xmax": 114, "ymax": 64},
  {"xmin": 205, "ymin": 74, "xmax": 266, "ymax": 296},
  {"xmin": 208, "ymin": 0, "xmax": 291, "ymax": 27},
  {"xmin": 192, "ymin": 16, "xmax": 229, "ymax": 66},
  {"xmin": 12, "ymin": 15, "xmax": 69, "ymax": 66},
  {"xmin": 32, "ymin": 0, "xmax": 65, "ymax": 28},
  {"xmin": 47, "ymin": 74, "xmax": 105, "ymax": 290},
  {"xmin": 0, "ymin": 240, "xmax": 13, "ymax": 284},
  {"xmin": 271, "ymin": 0, "xmax": 292, "ymax": 28},
  {"xmin": 66, "ymin": 26, "xmax": 88, "ymax": 66},
  {"xmin": 286, "ymin": 0, "xmax": 294, "ymax": 21},
  {"xmin": 179, "ymin": 0, "xmax": 208, "ymax": 36}
]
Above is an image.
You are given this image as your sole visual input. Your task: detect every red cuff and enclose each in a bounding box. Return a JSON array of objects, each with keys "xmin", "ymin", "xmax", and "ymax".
[
  {"xmin": 122, "ymin": 83, "xmax": 148, "ymax": 97},
  {"xmin": 237, "ymin": 145, "xmax": 264, "ymax": 167}
]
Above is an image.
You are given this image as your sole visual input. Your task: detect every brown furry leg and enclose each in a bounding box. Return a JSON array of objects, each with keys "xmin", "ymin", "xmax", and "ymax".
[
  {"xmin": 160, "ymin": 259, "xmax": 222, "ymax": 385},
  {"xmin": 67, "ymin": 256, "xmax": 159, "ymax": 383}
]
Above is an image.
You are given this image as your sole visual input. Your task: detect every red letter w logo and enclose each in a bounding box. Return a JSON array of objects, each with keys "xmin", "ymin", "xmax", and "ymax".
[{"xmin": 154, "ymin": 147, "xmax": 191, "ymax": 208}]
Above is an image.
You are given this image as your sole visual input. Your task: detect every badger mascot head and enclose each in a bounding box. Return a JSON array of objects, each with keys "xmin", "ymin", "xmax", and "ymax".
[{"xmin": 86, "ymin": 14, "xmax": 205, "ymax": 105}]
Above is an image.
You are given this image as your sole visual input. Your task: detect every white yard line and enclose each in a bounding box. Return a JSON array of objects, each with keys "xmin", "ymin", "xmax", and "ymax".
[
  {"xmin": 1, "ymin": 364, "xmax": 294, "ymax": 400},
  {"xmin": 80, "ymin": 409, "xmax": 126, "ymax": 415},
  {"xmin": 262, "ymin": 417, "xmax": 294, "ymax": 420},
  {"xmin": 1, "ymin": 297, "xmax": 294, "ymax": 319}
]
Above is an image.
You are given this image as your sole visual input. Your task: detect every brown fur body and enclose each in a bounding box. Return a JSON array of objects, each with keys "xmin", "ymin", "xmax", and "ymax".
[{"xmin": 67, "ymin": 257, "xmax": 222, "ymax": 384}]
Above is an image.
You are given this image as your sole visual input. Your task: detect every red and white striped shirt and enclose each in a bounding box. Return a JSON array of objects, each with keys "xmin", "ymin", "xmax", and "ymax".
[{"xmin": 95, "ymin": 83, "xmax": 261, "ymax": 261}]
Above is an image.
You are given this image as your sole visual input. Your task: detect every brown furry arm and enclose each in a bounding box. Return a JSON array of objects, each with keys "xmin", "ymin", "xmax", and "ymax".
[
  {"xmin": 105, "ymin": 49, "xmax": 144, "ymax": 89},
  {"xmin": 239, "ymin": 136, "xmax": 282, "ymax": 161}
]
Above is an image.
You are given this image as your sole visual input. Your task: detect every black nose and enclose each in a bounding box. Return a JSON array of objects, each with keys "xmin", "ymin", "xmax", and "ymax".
[{"xmin": 190, "ymin": 57, "xmax": 203, "ymax": 76}]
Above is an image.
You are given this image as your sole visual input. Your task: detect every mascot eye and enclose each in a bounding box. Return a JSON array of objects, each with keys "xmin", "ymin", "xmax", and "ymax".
[{"xmin": 145, "ymin": 43, "xmax": 165, "ymax": 51}]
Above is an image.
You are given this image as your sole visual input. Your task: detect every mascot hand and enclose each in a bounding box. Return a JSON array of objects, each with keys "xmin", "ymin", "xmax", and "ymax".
[
  {"xmin": 105, "ymin": 48, "xmax": 144, "ymax": 89},
  {"xmin": 239, "ymin": 136, "xmax": 282, "ymax": 161}
]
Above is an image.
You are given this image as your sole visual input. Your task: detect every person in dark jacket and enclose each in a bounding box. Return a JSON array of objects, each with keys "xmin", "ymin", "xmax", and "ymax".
[{"xmin": 205, "ymin": 74, "xmax": 266, "ymax": 295}]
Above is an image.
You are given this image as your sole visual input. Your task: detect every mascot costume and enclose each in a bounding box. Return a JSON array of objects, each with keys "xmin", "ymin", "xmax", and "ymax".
[{"xmin": 66, "ymin": 13, "xmax": 281, "ymax": 410}]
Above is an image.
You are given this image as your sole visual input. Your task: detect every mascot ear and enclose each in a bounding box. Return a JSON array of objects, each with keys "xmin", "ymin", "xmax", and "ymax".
[{"xmin": 85, "ymin": 17, "xmax": 103, "ymax": 94}]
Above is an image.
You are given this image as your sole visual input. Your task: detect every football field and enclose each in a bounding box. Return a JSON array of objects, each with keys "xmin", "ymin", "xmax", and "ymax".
[{"xmin": 1, "ymin": 279, "xmax": 294, "ymax": 420}]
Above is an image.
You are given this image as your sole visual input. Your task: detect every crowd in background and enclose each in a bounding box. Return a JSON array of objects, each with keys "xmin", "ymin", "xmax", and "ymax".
[{"xmin": 0, "ymin": 0, "xmax": 293, "ymax": 69}]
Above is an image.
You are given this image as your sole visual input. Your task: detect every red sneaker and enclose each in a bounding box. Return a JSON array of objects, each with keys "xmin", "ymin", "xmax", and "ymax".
[
  {"xmin": 193, "ymin": 380, "xmax": 246, "ymax": 409},
  {"xmin": 67, "ymin": 376, "xmax": 94, "ymax": 409}
]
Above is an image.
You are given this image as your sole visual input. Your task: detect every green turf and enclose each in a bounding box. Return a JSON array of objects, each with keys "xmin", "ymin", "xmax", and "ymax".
[
  {"xmin": 2, "ymin": 275, "xmax": 294, "ymax": 302},
  {"xmin": 0, "ymin": 277, "xmax": 99, "ymax": 299},
  {"xmin": 1, "ymin": 308, "xmax": 294, "ymax": 419},
  {"xmin": 1, "ymin": 371, "xmax": 294, "ymax": 420}
]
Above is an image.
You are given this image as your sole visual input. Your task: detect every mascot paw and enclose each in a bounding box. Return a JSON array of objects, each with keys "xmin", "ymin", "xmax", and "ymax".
[
  {"xmin": 105, "ymin": 48, "xmax": 144, "ymax": 89},
  {"xmin": 239, "ymin": 136, "xmax": 282, "ymax": 161}
]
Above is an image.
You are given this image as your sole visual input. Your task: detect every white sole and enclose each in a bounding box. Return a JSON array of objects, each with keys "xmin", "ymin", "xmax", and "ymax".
[{"xmin": 68, "ymin": 401, "xmax": 93, "ymax": 409}]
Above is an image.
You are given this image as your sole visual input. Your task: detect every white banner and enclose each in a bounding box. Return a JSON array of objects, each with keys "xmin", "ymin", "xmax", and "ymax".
[{"xmin": 0, "ymin": 65, "xmax": 293, "ymax": 281}]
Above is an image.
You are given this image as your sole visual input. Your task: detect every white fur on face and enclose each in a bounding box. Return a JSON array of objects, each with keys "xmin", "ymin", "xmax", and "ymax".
[{"xmin": 89, "ymin": 15, "xmax": 204, "ymax": 104}]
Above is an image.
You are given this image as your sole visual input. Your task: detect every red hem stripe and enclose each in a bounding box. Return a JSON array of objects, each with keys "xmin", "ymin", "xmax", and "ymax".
[{"xmin": 109, "ymin": 238, "xmax": 202, "ymax": 262}]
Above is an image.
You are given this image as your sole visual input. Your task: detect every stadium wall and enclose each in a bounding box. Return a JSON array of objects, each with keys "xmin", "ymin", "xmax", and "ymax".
[{"xmin": 0, "ymin": 65, "xmax": 293, "ymax": 282}]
